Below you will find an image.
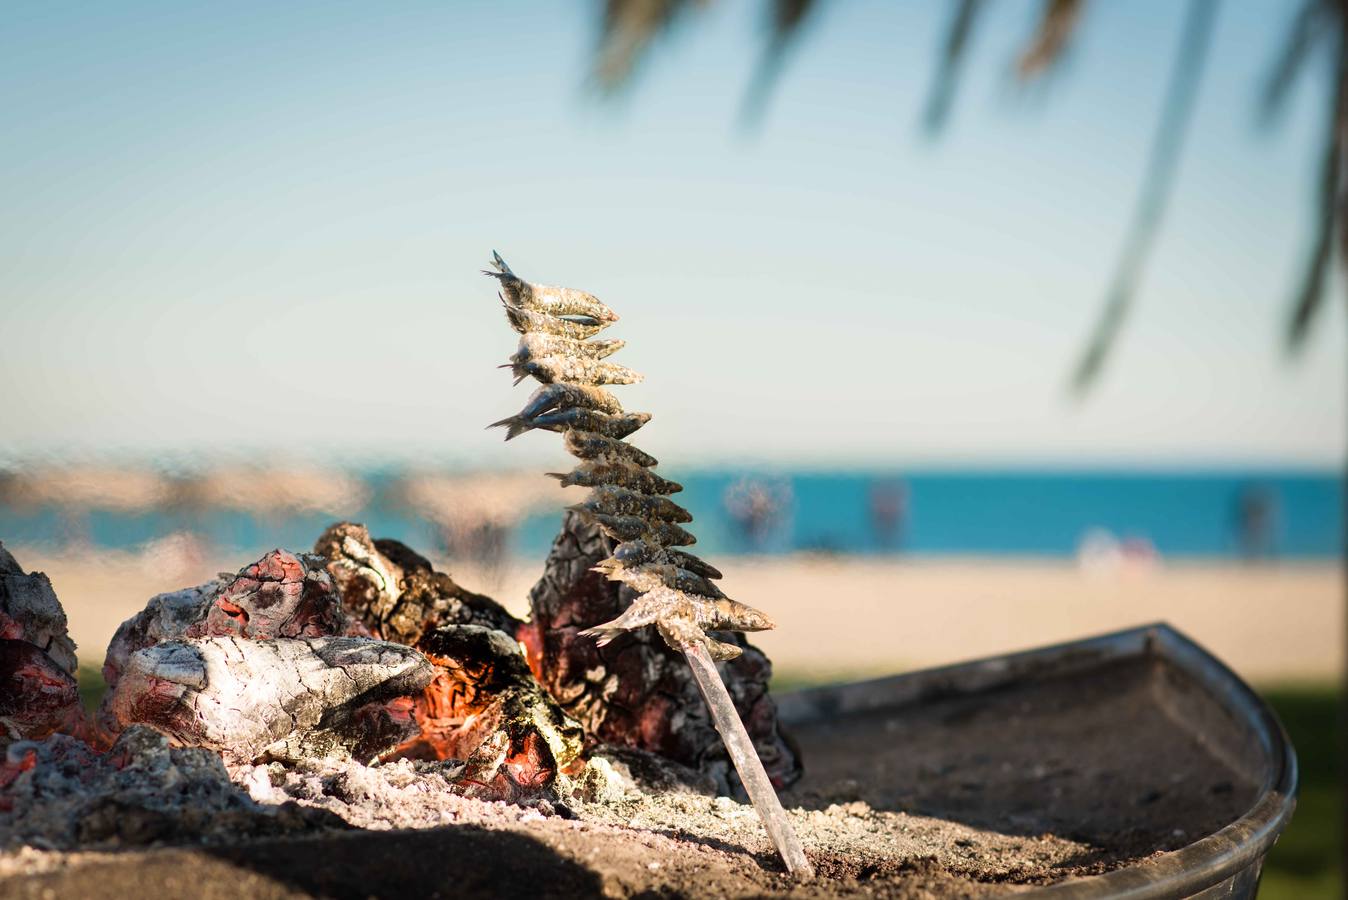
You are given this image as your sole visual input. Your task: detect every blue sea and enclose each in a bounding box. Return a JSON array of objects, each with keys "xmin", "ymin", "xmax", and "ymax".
[{"xmin": 0, "ymin": 468, "xmax": 1339, "ymax": 561}]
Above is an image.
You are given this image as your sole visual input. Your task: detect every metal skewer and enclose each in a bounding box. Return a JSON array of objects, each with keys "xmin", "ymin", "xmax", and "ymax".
[{"xmin": 681, "ymin": 640, "xmax": 815, "ymax": 879}]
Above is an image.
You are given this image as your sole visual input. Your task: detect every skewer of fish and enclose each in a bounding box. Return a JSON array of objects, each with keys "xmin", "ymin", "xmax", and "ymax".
[{"xmin": 486, "ymin": 251, "xmax": 814, "ymax": 879}]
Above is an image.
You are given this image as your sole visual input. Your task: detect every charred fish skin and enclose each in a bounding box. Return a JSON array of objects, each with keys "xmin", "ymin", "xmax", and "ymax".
[
  {"xmin": 554, "ymin": 459, "xmax": 683, "ymax": 495},
  {"xmin": 563, "ymin": 430, "xmax": 659, "ymax": 468},
  {"xmin": 502, "ymin": 302, "xmax": 609, "ymax": 341},
  {"xmin": 513, "ymin": 332, "xmax": 626, "ymax": 364},
  {"xmin": 487, "ymin": 251, "xmax": 620, "ymax": 323},
  {"xmin": 605, "ymin": 563, "xmax": 727, "ymax": 600},
  {"xmin": 527, "ymin": 408, "xmax": 651, "ymax": 440},
  {"xmin": 666, "ymin": 549, "xmax": 723, "ymax": 580},
  {"xmin": 578, "ymin": 513, "xmax": 697, "ymax": 549},
  {"xmin": 578, "ymin": 511, "xmax": 700, "ymax": 547},
  {"xmin": 487, "ymin": 251, "xmax": 774, "ymax": 660},
  {"xmin": 490, "ymin": 384, "xmax": 626, "ymax": 440},
  {"xmin": 576, "ymin": 485, "xmax": 692, "ymax": 524},
  {"xmin": 514, "ymin": 355, "xmax": 643, "ymax": 388},
  {"xmin": 594, "ymin": 538, "xmax": 663, "ymax": 572}
]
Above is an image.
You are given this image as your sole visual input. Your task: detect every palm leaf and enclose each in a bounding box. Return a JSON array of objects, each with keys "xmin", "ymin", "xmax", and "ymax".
[
  {"xmin": 1016, "ymin": 0, "xmax": 1085, "ymax": 79},
  {"xmin": 1260, "ymin": 0, "xmax": 1331, "ymax": 125},
  {"xmin": 740, "ymin": 0, "xmax": 820, "ymax": 126},
  {"xmin": 1070, "ymin": 0, "xmax": 1219, "ymax": 392},
  {"xmin": 922, "ymin": 0, "xmax": 988, "ymax": 134},
  {"xmin": 593, "ymin": 0, "xmax": 700, "ymax": 92},
  {"xmin": 1287, "ymin": 42, "xmax": 1347, "ymax": 351}
]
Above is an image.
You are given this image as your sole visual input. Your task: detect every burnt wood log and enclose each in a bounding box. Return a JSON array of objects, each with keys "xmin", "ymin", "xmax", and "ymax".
[
  {"xmin": 0, "ymin": 640, "xmax": 81, "ymax": 744},
  {"xmin": 0, "ymin": 542, "xmax": 83, "ymax": 743},
  {"xmin": 315, "ymin": 522, "xmax": 520, "ymax": 644},
  {"xmin": 99, "ymin": 549, "xmax": 354, "ymax": 740},
  {"xmin": 520, "ymin": 512, "xmax": 801, "ymax": 794},
  {"xmin": 0, "ymin": 542, "xmax": 78, "ymax": 674},
  {"xmin": 103, "ymin": 635, "xmax": 433, "ymax": 765}
]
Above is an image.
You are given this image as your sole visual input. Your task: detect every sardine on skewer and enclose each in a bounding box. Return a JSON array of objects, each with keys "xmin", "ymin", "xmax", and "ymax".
[{"xmin": 485, "ymin": 249, "xmax": 813, "ymax": 880}]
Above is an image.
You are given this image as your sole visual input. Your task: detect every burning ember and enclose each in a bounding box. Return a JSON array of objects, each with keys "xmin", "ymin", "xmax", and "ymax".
[{"xmin": 316, "ymin": 523, "xmax": 583, "ymax": 795}]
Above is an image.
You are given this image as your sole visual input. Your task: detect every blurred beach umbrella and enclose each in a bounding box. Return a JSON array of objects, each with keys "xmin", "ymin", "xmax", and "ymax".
[
  {"xmin": 171, "ymin": 464, "xmax": 370, "ymax": 518},
  {"xmin": 390, "ymin": 471, "xmax": 584, "ymax": 568},
  {"xmin": 0, "ymin": 465, "xmax": 171, "ymax": 513},
  {"xmin": 0, "ymin": 462, "xmax": 369, "ymax": 517},
  {"xmin": 587, "ymin": 0, "xmax": 1347, "ymax": 389}
]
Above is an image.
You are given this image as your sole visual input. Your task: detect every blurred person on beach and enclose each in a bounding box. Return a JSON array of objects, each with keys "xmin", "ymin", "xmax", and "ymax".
[
  {"xmin": 1233, "ymin": 484, "xmax": 1280, "ymax": 562},
  {"xmin": 723, "ymin": 478, "xmax": 792, "ymax": 554},
  {"xmin": 868, "ymin": 479, "xmax": 909, "ymax": 554}
]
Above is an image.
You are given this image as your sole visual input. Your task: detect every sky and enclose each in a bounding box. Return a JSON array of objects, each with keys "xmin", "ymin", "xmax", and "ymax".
[{"xmin": 1, "ymin": 0, "xmax": 1343, "ymax": 470}]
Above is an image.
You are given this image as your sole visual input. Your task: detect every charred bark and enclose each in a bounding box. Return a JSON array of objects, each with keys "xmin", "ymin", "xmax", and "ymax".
[
  {"xmin": 315, "ymin": 522, "xmax": 520, "ymax": 644},
  {"xmin": 99, "ymin": 549, "xmax": 355, "ymax": 740},
  {"xmin": 521, "ymin": 512, "xmax": 801, "ymax": 794},
  {"xmin": 99, "ymin": 548, "xmax": 432, "ymax": 764},
  {"xmin": 103, "ymin": 635, "xmax": 433, "ymax": 765},
  {"xmin": 0, "ymin": 542, "xmax": 83, "ymax": 744}
]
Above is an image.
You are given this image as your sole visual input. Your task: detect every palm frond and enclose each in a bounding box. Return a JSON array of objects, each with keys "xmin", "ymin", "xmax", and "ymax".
[
  {"xmin": 1287, "ymin": 39, "xmax": 1347, "ymax": 350},
  {"xmin": 593, "ymin": 0, "xmax": 700, "ymax": 93},
  {"xmin": 1260, "ymin": 0, "xmax": 1331, "ymax": 125},
  {"xmin": 1016, "ymin": 0, "xmax": 1086, "ymax": 79},
  {"xmin": 1070, "ymin": 0, "xmax": 1219, "ymax": 393},
  {"xmin": 921, "ymin": 0, "xmax": 988, "ymax": 134},
  {"xmin": 739, "ymin": 0, "xmax": 821, "ymax": 127}
]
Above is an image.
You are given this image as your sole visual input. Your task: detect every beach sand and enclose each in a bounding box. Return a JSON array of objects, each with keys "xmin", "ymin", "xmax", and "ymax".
[{"xmin": 13, "ymin": 545, "xmax": 1340, "ymax": 685}]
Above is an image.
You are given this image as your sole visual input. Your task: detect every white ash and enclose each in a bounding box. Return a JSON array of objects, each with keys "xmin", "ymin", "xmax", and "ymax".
[
  {"xmin": 3, "ymin": 727, "xmax": 1098, "ymax": 892},
  {"xmin": 232, "ymin": 746, "xmax": 1094, "ymax": 886},
  {"xmin": 227, "ymin": 743, "xmax": 709, "ymax": 833},
  {"xmin": 235, "ymin": 756, "xmax": 536, "ymax": 832},
  {"xmin": 0, "ymin": 727, "xmax": 341, "ymax": 850}
]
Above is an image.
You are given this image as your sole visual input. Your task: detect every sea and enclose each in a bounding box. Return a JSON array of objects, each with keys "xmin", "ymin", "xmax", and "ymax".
[{"xmin": 0, "ymin": 468, "xmax": 1340, "ymax": 561}]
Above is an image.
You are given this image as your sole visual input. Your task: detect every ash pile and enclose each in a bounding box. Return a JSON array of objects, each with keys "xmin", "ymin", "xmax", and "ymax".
[{"xmin": 0, "ymin": 523, "xmax": 799, "ymax": 849}]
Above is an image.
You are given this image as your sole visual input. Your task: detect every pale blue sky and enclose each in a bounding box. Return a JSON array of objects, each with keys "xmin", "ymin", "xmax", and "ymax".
[{"xmin": 2, "ymin": 0, "xmax": 1342, "ymax": 468}]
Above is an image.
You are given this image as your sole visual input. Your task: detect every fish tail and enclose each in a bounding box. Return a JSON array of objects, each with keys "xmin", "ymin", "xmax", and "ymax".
[
  {"xmin": 488, "ymin": 416, "xmax": 532, "ymax": 441},
  {"xmin": 578, "ymin": 622, "xmax": 626, "ymax": 647}
]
